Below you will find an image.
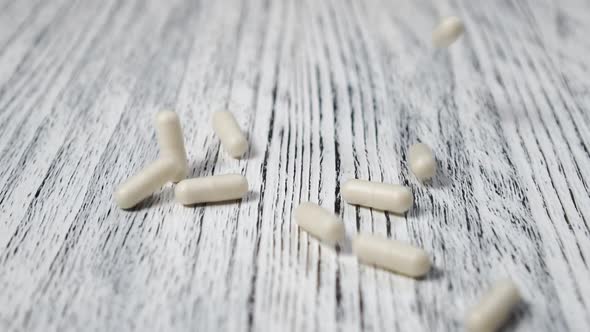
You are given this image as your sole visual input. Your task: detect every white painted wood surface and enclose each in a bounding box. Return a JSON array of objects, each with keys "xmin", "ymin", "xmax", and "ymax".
[{"xmin": 1, "ymin": 0, "xmax": 589, "ymax": 331}]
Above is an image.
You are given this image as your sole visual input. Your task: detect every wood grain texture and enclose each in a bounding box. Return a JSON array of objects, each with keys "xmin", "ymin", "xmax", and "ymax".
[{"xmin": 1, "ymin": 0, "xmax": 589, "ymax": 331}]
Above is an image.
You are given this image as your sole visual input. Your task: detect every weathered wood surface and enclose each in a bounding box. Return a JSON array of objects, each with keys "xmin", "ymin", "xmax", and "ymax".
[{"xmin": 1, "ymin": 0, "xmax": 589, "ymax": 331}]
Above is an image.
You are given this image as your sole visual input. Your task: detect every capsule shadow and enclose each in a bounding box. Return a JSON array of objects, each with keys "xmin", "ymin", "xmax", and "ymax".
[
  {"xmin": 387, "ymin": 209, "xmax": 411, "ymax": 219},
  {"xmin": 428, "ymin": 160, "xmax": 453, "ymax": 189},
  {"xmin": 406, "ymin": 204, "xmax": 423, "ymax": 219},
  {"xmin": 181, "ymin": 199, "xmax": 244, "ymax": 208},
  {"xmin": 336, "ymin": 235, "xmax": 354, "ymax": 255},
  {"xmin": 419, "ymin": 265, "xmax": 444, "ymax": 281},
  {"xmin": 126, "ymin": 186, "xmax": 174, "ymax": 211},
  {"xmin": 243, "ymin": 134, "xmax": 257, "ymax": 159},
  {"xmin": 500, "ymin": 300, "xmax": 528, "ymax": 331},
  {"xmin": 242, "ymin": 190, "xmax": 259, "ymax": 204}
]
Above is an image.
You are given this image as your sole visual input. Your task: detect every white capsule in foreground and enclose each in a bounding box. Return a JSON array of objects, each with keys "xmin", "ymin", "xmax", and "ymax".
[
  {"xmin": 155, "ymin": 111, "xmax": 188, "ymax": 182},
  {"xmin": 341, "ymin": 179, "xmax": 413, "ymax": 214},
  {"xmin": 432, "ymin": 16, "xmax": 464, "ymax": 48},
  {"xmin": 212, "ymin": 111, "xmax": 248, "ymax": 158},
  {"xmin": 465, "ymin": 279, "xmax": 522, "ymax": 332},
  {"xmin": 114, "ymin": 158, "xmax": 180, "ymax": 209},
  {"xmin": 353, "ymin": 234, "xmax": 431, "ymax": 277},
  {"xmin": 295, "ymin": 202, "xmax": 345, "ymax": 245},
  {"xmin": 175, "ymin": 174, "xmax": 248, "ymax": 205},
  {"xmin": 408, "ymin": 143, "xmax": 436, "ymax": 181}
]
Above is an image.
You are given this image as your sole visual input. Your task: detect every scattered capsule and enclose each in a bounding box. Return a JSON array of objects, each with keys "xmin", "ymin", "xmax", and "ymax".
[
  {"xmin": 465, "ymin": 279, "xmax": 522, "ymax": 332},
  {"xmin": 353, "ymin": 234, "xmax": 431, "ymax": 278},
  {"xmin": 295, "ymin": 202, "xmax": 345, "ymax": 245},
  {"xmin": 212, "ymin": 111, "xmax": 248, "ymax": 158},
  {"xmin": 114, "ymin": 158, "xmax": 181, "ymax": 209},
  {"xmin": 408, "ymin": 143, "xmax": 436, "ymax": 181},
  {"xmin": 155, "ymin": 111, "xmax": 188, "ymax": 182},
  {"xmin": 175, "ymin": 174, "xmax": 248, "ymax": 205},
  {"xmin": 341, "ymin": 179, "xmax": 413, "ymax": 214},
  {"xmin": 432, "ymin": 16, "xmax": 464, "ymax": 48}
]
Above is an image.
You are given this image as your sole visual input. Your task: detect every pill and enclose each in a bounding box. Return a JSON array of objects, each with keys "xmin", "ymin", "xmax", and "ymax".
[
  {"xmin": 341, "ymin": 179, "xmax": 413, "ymax": 214},
  {"xmin": 114, "ymin": 158, "xmax": 181, "ymax": 209},
  {"xmin": 212, "ymin": 111, "xmax": 248, "ymax": 158},
  {"xmin": 352, "ymin": 234, "xmax": 431, "ymax": 278},
  {"xmin": 295, "ymin": 202, "xmax": 345, "ymax": 245},
  {"xmin": 408, "ymin": 143, "xmax": 436, "ymax": 181},
  {"xmin": 175, "ymin": 174, "xmax": 248, "ymax": 205},
  {"xmin": 465, "ymin": 279, "xmax": 522, "ymax": 332},
  {"xmin": 432, "ymin": 16, "xmax": 464, "ymax": 48},
  {"xmin": 155, "ymin": 111, "xmax": 188, "ymax": 182}
]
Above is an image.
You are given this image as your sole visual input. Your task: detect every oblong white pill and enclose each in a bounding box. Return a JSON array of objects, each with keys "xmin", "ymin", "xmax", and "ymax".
[
  {"xmin": 212, "ymin": 111, "xmax": 248, "ymax": 158},
  {"xmin": 114, "ymin": 158, "xmax": 180, "ymax": 209},
  {"xmin": 408, "ymin": 143, "xmax": 436, "ymax": 181},
  {"xmin": 175, "ymin": 174, "xmax": 248, "ymax": 205},
  {"xmin": 353, "ymin": 234, "xmax": 431, "ymax": 277},
  {"xmin": 466, "ymin": 279, "xmax": 522, "ymax": 332},
  {"xmin": 341, "ymin": 179, "xmax": 413, "ymax": 214},
  {"xmin": 432, "ymin": 16, "xmax": 464, "ymax": 48},
  {"xmin": 295, "ymin": 202, "xmax": 345, "ymax": 245},
  {"xmin": 155, "ymin": 111, "xmax": 188, "ymax": 182}
]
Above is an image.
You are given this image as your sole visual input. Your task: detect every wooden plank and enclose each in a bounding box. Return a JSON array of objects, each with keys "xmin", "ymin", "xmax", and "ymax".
[{"xmin": 0, "ymin": 0, "xmax": 589, "ymax": 331}]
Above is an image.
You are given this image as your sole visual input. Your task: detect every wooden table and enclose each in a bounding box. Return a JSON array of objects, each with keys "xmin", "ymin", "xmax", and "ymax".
[{"xmin": 1, "ymin": 0, "xmax": 589, "ymax": 330}]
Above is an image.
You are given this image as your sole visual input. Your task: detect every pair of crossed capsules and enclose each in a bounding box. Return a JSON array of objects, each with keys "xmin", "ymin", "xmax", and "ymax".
[{"xmin": 114, "ymin": 111, "xmax": 248, "ymax": 209}]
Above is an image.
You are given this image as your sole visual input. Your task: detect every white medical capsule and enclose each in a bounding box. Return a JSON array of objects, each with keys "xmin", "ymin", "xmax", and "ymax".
[
  {"xmin": 341, "ymin": 179, "xmax": 413, "ymax": 214},
  {"xmin": 212, "ymin": 111, "xmax": 248, "ymax": 158},
  {"xmin": 295, "ymin": 202, "xmax": 345, "ymax": 245},
  {"xmin": 175, "ymin": 174, "xmax": 248, "ymax": 205},
  {"xmin": 352, "ymin": 234, "xmax": 431, "ymax": 278},
  {"xmin": 114, "ymin": 158, "xmax": 181, "ymax": 209},
  {"xmin": 432, "ymin": 16, "xmax": 464, "ymax": 48},
  {"xmin": 155, "ymin": 111, "xmax": 188, "ymax": 182},
  {"xmin": 408, "ymin": 143, "xmax": 436, "ymax": 181},
  {"xmin": 465, "ymin": 279, "xmax": 522, "ymax": 332}
]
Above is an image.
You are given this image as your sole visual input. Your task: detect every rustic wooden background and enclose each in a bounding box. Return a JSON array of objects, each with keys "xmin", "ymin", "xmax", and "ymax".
[{"xmin": 1, "ymin": 0, "xmax": 589, "ymax": 331}]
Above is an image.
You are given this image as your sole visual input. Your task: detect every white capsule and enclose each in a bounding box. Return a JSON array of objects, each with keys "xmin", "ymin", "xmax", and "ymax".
[
  {"xmin": 175, "ymin": 174, "xmax": 248, "ymax": 205},
  {"xmin": 155, "ymin": 111, "xmax": 188, "ymax": 182},
  {"xmin": 408, "ymin": 143, "xmax": 436, "ymax": 181},
  {"xmin": 352, "ymin": 234, "xmax": 431, "ymax": 278},
  {"xmin": 466, "ymin": 279, "xmax": 522, "ymax": 332},
  {"xmin": 432, "ymin": 16, "xmax": 464, "ymax": 48},
  {"xmin": 212, "ymin": 111, "xmax": 248, "ymax": 158},
  {"xmin": 295, "ymin": 202, "xmax": 345, "ymax": 245},
  {"xmin": 341, "ymin": 179, "xmax": 413, "ymax": 214},
  {"xmin": 114, "ymin": 158, "xmax": 180, "ymax": 209}
]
